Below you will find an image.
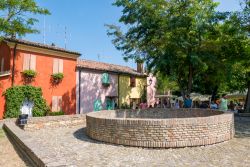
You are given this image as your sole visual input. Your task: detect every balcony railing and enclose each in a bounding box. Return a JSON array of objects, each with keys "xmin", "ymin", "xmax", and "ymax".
[{"xmin": 0, "ymin": 70, "xmax": 11, "ymax": 77}]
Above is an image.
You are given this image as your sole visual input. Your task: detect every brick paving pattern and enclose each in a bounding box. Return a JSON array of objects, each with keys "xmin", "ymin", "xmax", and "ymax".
[{"xmin": 24, "ymin": 116, "xmax": 250, "ymax": 167}]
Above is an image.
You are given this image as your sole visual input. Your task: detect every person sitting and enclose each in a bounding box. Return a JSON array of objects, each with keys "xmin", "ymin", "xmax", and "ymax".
[
  {"xmin": 210, "ymin": 101, "xmax": 218, "ymax": 109},
  {"xmin": 200, "ymin": 102, "xmax": 209, "ymax": 109}
]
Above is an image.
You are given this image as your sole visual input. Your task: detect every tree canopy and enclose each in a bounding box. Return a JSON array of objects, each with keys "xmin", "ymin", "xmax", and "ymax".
[
  {"xmin": 107, "ymin": 0, "xmax": 232, "ymax": 94},
  {"xmin": 107, "ymin": 0, "xmax": 248, "ymax": 95},
  {"xmin": 107, "ymin": 0, "xmax": 250, "ymax": 111},
  {"xmin": 0, "ymin": 0, "xmax": 50, "ymax": 38}
]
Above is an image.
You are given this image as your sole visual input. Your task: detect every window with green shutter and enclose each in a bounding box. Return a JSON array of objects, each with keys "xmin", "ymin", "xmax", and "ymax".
[
  {"xmin": 106, "ymin": 98, "xmax": 115, "ymax": 110},
  {"xmin": 102, "ymin": 73, "xmax": 110, "ymax": 86},
  {"xmin": 94, "ymin": 99, "xmax": 102, "ymax": 112}
]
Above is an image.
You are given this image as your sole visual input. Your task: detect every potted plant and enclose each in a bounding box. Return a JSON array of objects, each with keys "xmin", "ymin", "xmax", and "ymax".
[
  {"xmin": 22, "ymin": 70, "xmax": 37, "ymax": 83},
  {"xmin": 51, "ymin": 72, "xmax": 64, "ymax": 84}
]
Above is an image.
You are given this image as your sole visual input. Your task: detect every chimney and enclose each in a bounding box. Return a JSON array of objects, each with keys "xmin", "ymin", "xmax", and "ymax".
[{"xmin": 137, "ymin": 62, "xmax": 143, "ymax": 73}]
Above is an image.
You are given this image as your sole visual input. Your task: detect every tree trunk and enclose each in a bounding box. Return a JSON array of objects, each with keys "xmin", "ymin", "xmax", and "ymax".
[
  {"xmin": 211, "ymin": 86, "xmax": 218, "ymax": 101},
  {"xmin": 245, "ymin": 82, "xmax": 250, "ymax": 112},
  {"xmin": 187, "ymin": 64, "xmax": 193, "ymax": 95}
]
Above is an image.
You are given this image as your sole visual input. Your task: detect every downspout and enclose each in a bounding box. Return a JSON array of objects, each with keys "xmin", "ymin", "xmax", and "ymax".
[
  {"xmin": 78, "ymin": 68, "xmax": 81, "ymax": 114},
  {"xmin": 11, "ymin": 43, "xmax": 17, "ymax": 86}
]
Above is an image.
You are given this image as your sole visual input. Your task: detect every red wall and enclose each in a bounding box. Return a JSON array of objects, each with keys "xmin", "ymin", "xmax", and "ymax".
[
  {"xmin": 0, "ymin": 42, "xmax": 77, "ymax": 119},
  {"xmin": 0, "ymin": 42, "xmax": 12, "ymax": 119}
]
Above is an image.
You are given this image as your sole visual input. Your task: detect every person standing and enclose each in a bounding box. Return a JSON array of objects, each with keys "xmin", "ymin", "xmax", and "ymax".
[
  {"xmin": 175, "ymin": 99, "xmax": 180, "ymax": 109},
  {"xmin": 184, "ymin": 95, "xmax": 192, "ymax": 108},
  {"xmin": 229, "ymin": 101, "xmax": 235, "ymax": 111},
  {"xmin": 139, "ymin": 100, "xmax": 148, "ymax": 109},
  {"xmin": 219, "ymin": 94, "xmax": 228, "ymax": 111}
]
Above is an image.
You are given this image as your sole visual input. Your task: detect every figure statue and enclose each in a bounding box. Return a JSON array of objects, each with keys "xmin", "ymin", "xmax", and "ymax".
[{"xmin": 20, "ymin": 98, "xmax": 34, "ymax": 117}]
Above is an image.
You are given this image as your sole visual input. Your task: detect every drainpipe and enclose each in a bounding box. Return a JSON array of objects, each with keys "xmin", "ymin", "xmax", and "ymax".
[
  {"xmin": 11, "ymin": 43, "xmax": 17, "ymax": 86},
  {"xmin": 78, "ymin": 68, "xmax": 81, "ymax": 114}
]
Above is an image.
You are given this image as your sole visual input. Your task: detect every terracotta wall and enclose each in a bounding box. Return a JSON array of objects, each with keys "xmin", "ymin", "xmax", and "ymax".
[
  {"xmin": 0, "ymin": 42, "xmax": 12, "ymax": 119},
  {"xmin": 0, "ymin": 42, "xmax": 77, "ymax": 119}
]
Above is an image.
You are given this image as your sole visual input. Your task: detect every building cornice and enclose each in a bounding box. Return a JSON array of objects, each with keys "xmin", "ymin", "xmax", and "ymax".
[{"xmin": 6, "ymin": 41, "xmax": 80, "ymax": 60}]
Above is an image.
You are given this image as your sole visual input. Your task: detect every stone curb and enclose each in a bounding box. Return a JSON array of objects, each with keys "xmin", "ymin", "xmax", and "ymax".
[
  {"xmin": 0, "ymin": 118, "xmax": 17, "ymax": 128},
  {"xmin": 3, "ymin": 122, "xmax": 46, "ymax": 167},
  {"xmin": 2, "ymin": 115, "xmax": 87, "ymax": 167}
]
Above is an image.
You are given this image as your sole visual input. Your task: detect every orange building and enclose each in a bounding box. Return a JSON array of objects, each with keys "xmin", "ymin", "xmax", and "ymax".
[{"xmin": 0, "ymin": 38, "xmax": 81, "ymax": 119}]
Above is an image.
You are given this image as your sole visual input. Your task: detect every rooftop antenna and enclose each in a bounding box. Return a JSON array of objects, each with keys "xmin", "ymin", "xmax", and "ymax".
[
  {"xmin": 97, "ymin": 54, "xmax": 100, "ymax": 61},
  {"xmin": 97, "ymin": 54, "xmax": 111, "ymax": 61},
  {"xmin": 64, "ymin": 26, "xmax": 67, "ymax": 49},
  {"xmin": 43, "ymin": 16, "xmax": 46, "ymax": 44}
]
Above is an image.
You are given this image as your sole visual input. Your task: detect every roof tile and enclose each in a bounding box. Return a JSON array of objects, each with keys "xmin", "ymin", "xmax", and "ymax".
[
  {"xmin": 77, "ymin": 59, "xmax": 147, "ymax": 77},
  {"xmin": 4, "ymin": 38, "xmax": 81, "ymax": 56}
]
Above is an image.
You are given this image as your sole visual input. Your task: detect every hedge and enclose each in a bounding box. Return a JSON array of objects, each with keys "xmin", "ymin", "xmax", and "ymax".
[{"xmin": 4, "ymin": 85, "xmax": 50, "ymax": 118}]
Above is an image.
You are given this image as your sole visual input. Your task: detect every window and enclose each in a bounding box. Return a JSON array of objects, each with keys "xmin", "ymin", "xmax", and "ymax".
[
  {"xmin": 53, "ymin": 58, "xmax": 63, "ymax": 74},
  {"xmin": 102, "ymin": 73, "xmax": 110, "ymax": 86},
  {"xmin": 23, "ymin": 54, "xmax": 36, "ymax": 71},
  {"xmin": 130, "ymin": 76, "xmax": 136, "ymax": 87},
  {"xmin": 52, "ymin": 96, "xmax": 62, "ymax": 112},
  {"xmin": 1, "ymin": 57, "xmax": 4, "ymax": 72}
]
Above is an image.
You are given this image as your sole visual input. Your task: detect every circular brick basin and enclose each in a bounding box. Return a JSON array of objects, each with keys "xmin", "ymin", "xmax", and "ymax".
[{"xmin": 86, "ymin": 109, "xmax": 234, "ymax": 148}]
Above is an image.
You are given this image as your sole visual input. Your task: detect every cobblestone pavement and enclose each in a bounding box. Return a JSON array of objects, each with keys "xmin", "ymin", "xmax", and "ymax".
[
  {"xmin": 0, "ymin": 129, "xmax": 31, "ymax": 167},
  {"xmin": 24, "ymin": 116, "xmax": 250, "ymax": 167}
]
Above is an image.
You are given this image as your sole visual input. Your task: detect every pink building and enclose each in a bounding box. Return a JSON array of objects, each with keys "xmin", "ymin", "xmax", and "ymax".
[
  {"xmin": 147, "ymin": 74, "xmax": 157, "ymax": 107},
  {"xmin": 76, "ymin": 60, "xmax": 157, "ymax": 113},
  {"xmin": 76, "ymin": 60, "xmax": 119, "ymax": 113}
]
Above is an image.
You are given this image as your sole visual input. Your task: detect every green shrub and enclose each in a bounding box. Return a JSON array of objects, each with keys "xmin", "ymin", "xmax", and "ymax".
[
  {"xmin": 47, "ymin": 110, "xmax": 64, "ymax": 116},
  {"xmin": 23, "ymin": 70, "xmax": 37, "ymax": 78},
  {"xmin": 4, "ymin": 85, "xmax": 50, "ymax": 118},
  {"xmin": 121, "ymin": 103, "xmax": 130, "ymax": 109}
]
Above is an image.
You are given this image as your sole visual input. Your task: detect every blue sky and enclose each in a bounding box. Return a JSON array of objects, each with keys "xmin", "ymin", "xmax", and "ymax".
[{"xmin": 25, "ymin": 0, "xmax": 241, "ymax": 68}]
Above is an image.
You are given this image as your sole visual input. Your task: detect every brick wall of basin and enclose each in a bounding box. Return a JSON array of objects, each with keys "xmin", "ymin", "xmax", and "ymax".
[{"xmin": 86, "ymin": 109, "xmax": 234, "ymax": 148}]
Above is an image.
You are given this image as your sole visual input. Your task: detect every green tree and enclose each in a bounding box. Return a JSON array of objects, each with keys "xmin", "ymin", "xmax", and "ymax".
[
  {"xmin": 0, "ymin": 0, "xmax": 50, "ymax": 38},
  {"xmin": 225, "ymin": 0, "xmax": 250, "ymax": 112},
  {"xmin": 107, "ymin": 0, "xmax": 227, "ymax": 95},
  {"xmin": 156, "ymin": 72, "xmax": 179, "ymax": 95},
  {"xmin": 192, "ymin": 10, "xmax": 249, "ymax": 99},
  {"xmin": 0, "ymin": 0, "xmax": 50, "ymax": 86}
]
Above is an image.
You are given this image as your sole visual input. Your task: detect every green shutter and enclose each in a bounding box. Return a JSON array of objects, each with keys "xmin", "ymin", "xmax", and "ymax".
[
  {"xmin": 106, "ymin": 99, "xmax": 114, "ymax": 110},
  {"xmin": 94, "ymin": 99, "xmax": 102, "ymax": 111},
  {"xmin": 102, "ymin": 73, "xmax": 110, "ymax": 86}
]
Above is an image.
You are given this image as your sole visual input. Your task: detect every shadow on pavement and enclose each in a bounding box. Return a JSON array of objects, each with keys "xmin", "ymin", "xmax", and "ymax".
[
  {"xmin": 73, "ymin": 127, "xmax": 103, "ymax": 144},
  {"xmin": 234, "ymin": 116, "xmax": 250, "ymax": 138}
]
